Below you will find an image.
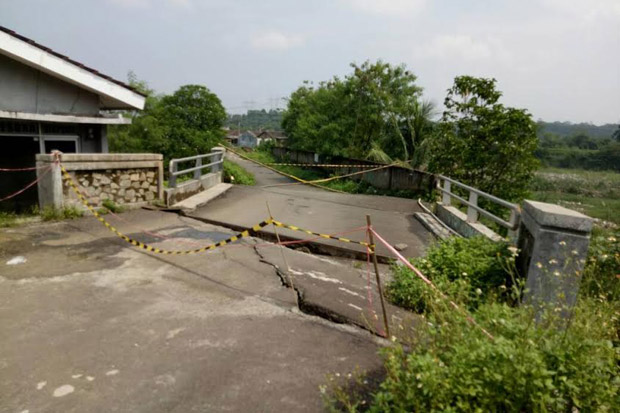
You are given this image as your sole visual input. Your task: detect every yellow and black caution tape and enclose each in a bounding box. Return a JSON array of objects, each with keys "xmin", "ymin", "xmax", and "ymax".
[
  {"xmin": 272, "ymin": 220, "xmax": 373, "ymax": 248},
  {"xmin": 267, "ymin": 163, "xmax": 378, "ymax": 168},
  {"xmin": 61, "ymin": 164, "xmax": 372, "ymax": 254},
  {"xmin": 61, "ymin": 165, "xmax": 271, "ymax": 255}
]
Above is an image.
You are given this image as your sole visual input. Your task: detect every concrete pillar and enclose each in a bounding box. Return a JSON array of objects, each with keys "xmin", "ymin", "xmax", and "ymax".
[
  {"xmin": 211, "ymin": 147, "xmax": 225, "ymax": 173},
  {"xmin": 517, "ymin": 200, "xmax": 593, "ymax": 320},
  {"xmin": 36, "ymin": 154, "xmax": 63, "ymax": 210}
]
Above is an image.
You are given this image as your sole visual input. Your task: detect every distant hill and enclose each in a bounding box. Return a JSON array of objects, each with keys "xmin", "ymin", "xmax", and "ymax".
[
  {"xmin": 537, "ymin": 121, "xmax": 618, "ymax": 139},
  {"xmin": 226, "ymin": 109, "xmax": 284, "ymax": 132}
]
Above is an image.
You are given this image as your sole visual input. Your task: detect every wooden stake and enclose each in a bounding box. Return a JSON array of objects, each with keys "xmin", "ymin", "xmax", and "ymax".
[{"xmin": 366, "ymin": 215, "xmax": 390, "ymax": 338}]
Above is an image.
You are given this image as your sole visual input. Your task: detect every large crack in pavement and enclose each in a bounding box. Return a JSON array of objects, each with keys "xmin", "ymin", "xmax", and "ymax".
[{"xmin": 252, "ymin": 242, "xmax": 420, "ymax": 339}]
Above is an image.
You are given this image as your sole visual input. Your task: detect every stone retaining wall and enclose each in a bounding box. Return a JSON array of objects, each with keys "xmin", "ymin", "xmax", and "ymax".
[
  {"xmin": 64, "ymin": 168, "xmax": 159, "ymax": 207},
  {"xmin": 36, "ymin": 153, "xmax": 164, "ymax": 210}
]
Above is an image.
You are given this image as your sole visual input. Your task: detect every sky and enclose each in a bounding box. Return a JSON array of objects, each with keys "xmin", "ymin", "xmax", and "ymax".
[{"xmin": 1, "ymin": 0, "xmax": 619, "ymax": 124}]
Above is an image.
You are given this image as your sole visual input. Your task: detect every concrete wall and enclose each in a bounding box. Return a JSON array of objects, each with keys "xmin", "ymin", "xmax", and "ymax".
[
  {"xmin": 36, "ymin": 153, "xmax": 164, "ymax": 210},
  {"xmin": 0, "ymin": 54, "xmax": 100, "ymax": 116},
  {"xmin": 271, "ymin": 147, "xmax": 436, "ymax": 194},
  {"xmin": 435, "ymin": 203, "xmax": 503, "ymax": 241}
]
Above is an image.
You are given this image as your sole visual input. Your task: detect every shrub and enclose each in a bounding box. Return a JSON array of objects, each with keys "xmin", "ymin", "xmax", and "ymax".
[
  {"xmin": 581, "ymin": 227, "xmax": 620, "ymax": 301},
  {"xmin": 223, "ymin": 160, "xmax": 256, "ymax": 185},
  {"xmin": 368, "ymin": 300, "xmax": 619, "ymax": 412},
  {"xmin": 386, "ymin": 236, "xmax": 516, "ymax": 312}
]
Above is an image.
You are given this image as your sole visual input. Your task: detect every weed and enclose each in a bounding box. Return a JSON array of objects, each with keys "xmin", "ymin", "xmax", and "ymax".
[
  {"xmin": 223, "ymin": 160, "xmax": 256, "ymax": 185},
  {"xmin": 102, "ymin": 199, "xmax": 125, "ymax": 213},
  {"xmin": 40, "ymin": 205, "xmax": 83, "ymax": 221},
  {"xmin": 0, "ymin": 211, "xmax": 18, "ymax": 228}
]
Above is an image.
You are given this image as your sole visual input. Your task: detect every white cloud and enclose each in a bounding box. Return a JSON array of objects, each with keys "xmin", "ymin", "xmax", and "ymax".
[
  {"xmin": 108, "ymin": 0, "xmax": 150, "ymax": 7},
  {"xmin": 250, "ymin": 31, "xmax": 304, "ymax": 51},
  {"xmin": 416, "ymin": 35, "xmax": 505, "ymax": 61},
  {"xmin": 342, "ymin": 0, "xmax": 427, "ymax": 17},
  {"xmin": 543, "ymin": 0, "xmax": 620, "ymax": 21},
  {"xmin": 108, "ymin": 0, "xmax": 191, "ymax": 8}
]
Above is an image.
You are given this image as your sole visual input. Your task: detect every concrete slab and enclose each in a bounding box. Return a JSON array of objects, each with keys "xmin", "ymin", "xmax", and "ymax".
[
  {"xmin": 256, "ymin": 245, "xmax": 421, "ymax": 338},
  {"xmin": 414, "ymin": 212, "xmax": 453, "ymax": 240},
  {"xmin": 0, "ymin": 211, "xmax": 384, "ymax": 412},
  {"xmin": 172, "ymin": 182, "xmax": 232, "ymax": 211},
  {"xmin": 190, "ymin": 153, "xmax": 433, "ymax": 259}
]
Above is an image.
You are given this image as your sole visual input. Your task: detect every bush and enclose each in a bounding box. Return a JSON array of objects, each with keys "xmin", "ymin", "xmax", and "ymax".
[
  {"xmin": 386, "ymin": 236, "xmax": 516, "ymax": 312},
  {"xmin": 581, "ymin": 228, "xmax": 620, "ymax": 301},
  {"xmin": 223, "ymin": 160, "xmax": 256, "ymax": 185},
  {"xmin": 368, "ymin": 300, "xmax": 619, "ymax": 412}
]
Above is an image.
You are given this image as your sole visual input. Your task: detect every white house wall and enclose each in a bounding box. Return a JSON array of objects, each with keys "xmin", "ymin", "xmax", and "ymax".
[
  {"xmin": 0, "ymin": 29, "xmax": 145, "ymax": 110},
  {"xmin": 0, "ymin": 54, "xmax": 100, "ymax": 116}
]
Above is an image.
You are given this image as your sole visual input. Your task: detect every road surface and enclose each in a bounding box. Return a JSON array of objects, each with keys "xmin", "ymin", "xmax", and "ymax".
[{"xmin": 189, "ymin": 151, "xmax": 434, "ymax": 258}]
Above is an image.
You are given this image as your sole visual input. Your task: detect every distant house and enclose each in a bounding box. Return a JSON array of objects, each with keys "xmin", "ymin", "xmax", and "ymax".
[
  {"xmin": 256, "ymin": 130, "xmax": 287, "ymax": 146},
  {"xmin": 0, "ymin": 26, "xmax": 146, "ymax": 207},
  {"xmin": 224, "ymin": 129, "xmax": 240, "ymax": 146},
  {"xmin": 237, "ymin": 131, "xmax": 258, "ymax": 148}
]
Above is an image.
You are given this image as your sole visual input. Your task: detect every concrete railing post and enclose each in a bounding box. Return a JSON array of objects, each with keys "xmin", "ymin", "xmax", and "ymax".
[
  {"xmin": 442, "ymin": 180, "xmax": 452, "ymax": 205},
  {"xmin": 168, "ymin": 161, "xmax": 177, "ymax": 189},
  {"xmin": 194, "ymin": 157, "xmax": 202, "ymax": 180},
  {"xmin": 517, "ymin": 200, "xmax": 593, "ymax": 321},
  {"xmin": 211, "ymin": 147, "xmax": 225, "ymax": 173},
  {"xmin": 467, "ymin": 192, "xmax": 479, "ymax": 223}
]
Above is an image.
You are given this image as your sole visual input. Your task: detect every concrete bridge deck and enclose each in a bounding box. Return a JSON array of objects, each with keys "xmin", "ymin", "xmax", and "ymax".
[{"xmin": 187, "ymin": 152, "xmax": 434, "ymax": 259}]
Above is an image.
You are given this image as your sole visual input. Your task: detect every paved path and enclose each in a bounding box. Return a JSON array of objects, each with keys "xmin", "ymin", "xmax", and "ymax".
[
  {"xmin": 0, "ymin": 212, "xmax": 384, "ymax": 412},
  {"xmin": 189, "ymin": 152, "xmax": 433, "ymax": 259}
]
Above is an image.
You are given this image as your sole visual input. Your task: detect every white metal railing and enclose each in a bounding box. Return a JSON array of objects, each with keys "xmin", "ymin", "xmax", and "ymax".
[
  {"xmin": 168, "ymin": 148, "xmax": 224, "ymax": 188},
  {"xmin": 437, "ymin": 175, "xmax": 520, "ymax": 231}
]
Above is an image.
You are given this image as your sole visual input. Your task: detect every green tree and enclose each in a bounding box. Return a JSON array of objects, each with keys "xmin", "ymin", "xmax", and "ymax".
[
  {"xmin": 428, "ymin": 76, "xmax": 539, "ymax": 201},
  {"xmin": 148, "ymin": 85, "xmax": 226, "ymax": 160},
  {"xmin": 282, "ymin": 61, "xmax": 432, "ymax": 163},
  {"xmin": 109, "ymin": 80, "xmax": 226, "ymax": 162},
  {"xmin": 613, "ymin": 125, "xmax": 620, "ymax": 142}
]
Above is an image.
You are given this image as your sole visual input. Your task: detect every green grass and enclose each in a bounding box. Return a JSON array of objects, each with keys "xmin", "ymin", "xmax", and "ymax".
[
  {"xmin": 0, "ymin": 211, "xmax": 19, "ymax": 228},
  {"xmin": 102, "ymin": 199, "xmax": 126, "ymax": 214},
  {"xmin": 223, "ymin": 160, "xmax": 256, "ymax": 185},
  {"xmin": 40, "ymin": 205, "xmax": 83, "ymax": 221},
  {"xmin": 530, "ymin": 167, "xmax": 620, "ymax": 225}
]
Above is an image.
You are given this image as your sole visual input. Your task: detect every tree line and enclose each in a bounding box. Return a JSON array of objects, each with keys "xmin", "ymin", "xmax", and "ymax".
[
  {"xmin": 108, "ymin": 65, "xmax": 619, "ymax": 202},
  {"xmin": 536, "ymin": 126, "xmax": 620, "ymax": 171}
]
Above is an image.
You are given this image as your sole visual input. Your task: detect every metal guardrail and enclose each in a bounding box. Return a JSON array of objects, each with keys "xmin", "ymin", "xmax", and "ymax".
[
  {"xmin": 168, "ymin": 148, "xmax": 224, "ymax": 188},
  {"xmin": 437, "ymin": 175, "xmax": 520, "ymax": 231}
]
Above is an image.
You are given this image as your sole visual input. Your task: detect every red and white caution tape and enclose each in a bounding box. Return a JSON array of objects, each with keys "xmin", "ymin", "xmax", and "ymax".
[{"xmin": 370, "ymin": 228, "xmax": 495, "ymax": 341}]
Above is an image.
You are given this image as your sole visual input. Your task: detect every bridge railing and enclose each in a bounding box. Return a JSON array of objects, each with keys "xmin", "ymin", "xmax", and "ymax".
[
  {"xmin": 437, "ymin": 175, "xmax": 520, "ymax": 231},
  {"xmin": 168, "ymin": 148, "xmax": 224, "ymax": 188}
]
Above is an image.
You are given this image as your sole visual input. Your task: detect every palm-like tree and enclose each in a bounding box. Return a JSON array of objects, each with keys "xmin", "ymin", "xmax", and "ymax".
[{"xmin": 408, "ymin": 100, "xmax": 436, "ymax": 168}]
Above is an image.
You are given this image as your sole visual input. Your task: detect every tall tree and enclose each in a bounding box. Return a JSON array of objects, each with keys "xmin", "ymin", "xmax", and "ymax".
[
  {"xmin": 109, "ymin": 80, "xmax": 226, "ymax": 162},
  {"xmin": 427, "ymin": 76, "xmax": 539, "ymax": 201},
  {"xmin": 282, "ymin": 61, "xmax": 431, "ymax": 163}
]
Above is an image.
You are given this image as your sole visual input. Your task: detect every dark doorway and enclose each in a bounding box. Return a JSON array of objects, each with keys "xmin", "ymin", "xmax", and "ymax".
[
  {"xmin": 44, "ymin": 139, "xmax": 77, "ymax": 153},
  {"xmin": 0, "ymin": 136, "xmax": 40, "ymax": 212}
]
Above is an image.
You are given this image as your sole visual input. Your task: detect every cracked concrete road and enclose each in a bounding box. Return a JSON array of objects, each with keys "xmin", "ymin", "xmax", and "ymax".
[
  {"xmin": 188, "ymin": 152, "xmax": 434, "ymax": 259},
  {"xmin": 0, "ymin": 210, "xmax": 385, "ymax": 413}
]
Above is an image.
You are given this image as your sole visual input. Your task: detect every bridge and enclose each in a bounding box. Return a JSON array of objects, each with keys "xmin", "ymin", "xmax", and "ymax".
[{"xmin": 1, "ymin": 146, "xmax": 594, "ymax": 412}]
